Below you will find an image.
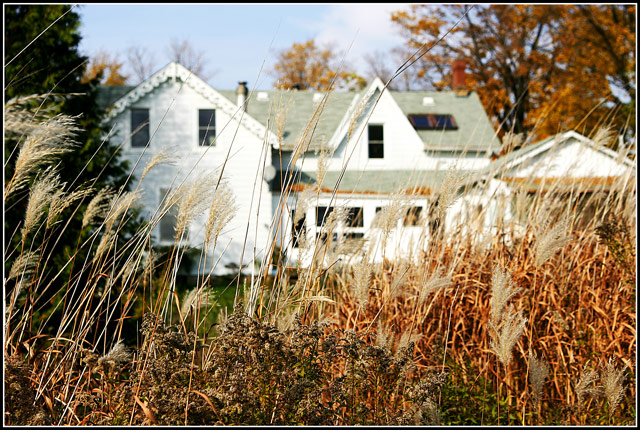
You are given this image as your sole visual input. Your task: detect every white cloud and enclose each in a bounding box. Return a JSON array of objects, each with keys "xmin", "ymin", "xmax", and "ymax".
[{"xmin": 310, "ymin": 4, "xmax": 410, "ymax": 64}]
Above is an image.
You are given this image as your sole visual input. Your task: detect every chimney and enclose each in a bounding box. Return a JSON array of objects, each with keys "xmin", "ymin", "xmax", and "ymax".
[
  {"xmin": 452, "ymin": 59, "xmax": 469, "ymax": 96},
  {"xmin": 236, "ymin": 81, "xmax": 248, "ymax": 111}
]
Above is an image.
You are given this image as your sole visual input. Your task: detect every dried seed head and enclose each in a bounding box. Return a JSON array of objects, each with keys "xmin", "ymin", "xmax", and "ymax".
[
  {"xmin": 8, "ymin": 251, "xmax": 39, "ymax": 281},
  {"xmin": 82, "ymin": 187, "xmax": 116, "ymax": 228},
  {"xmin": 490, "ymin": 304, "xmax": 527, "ymax": 367},
  {"xmin": 534, "ymin": 216, "xmax": 571, "ymax": 267},
  {"xmin": 490, "ymin": 265, "xmax": 520, "ymax": 326},
  {"xmin": 104, "ymin": 190, "xmax": 142, "ymax": 232},
  {"xmin": 21, "ymin": 169, "xmax": 60, "ymax": 244},
  {"xmin": 529, "ymin": 351, "xmax": 549, "ymax": 406},
  {"xmin": 175, "ymin": 173, "xmax": 218, "ymax": 240},
  {"xmin": 5, "ymin": 112, "xmax": 78, "ymax": 198},
  {"xmin": 97, "ymin": 340, "xmax": 131, "ymax": 368},
  {"xmin": 47, "ymin": 186, "xmax": 93, "ymax": 229},
  {"xmin": 204, "ymin": 182, "xmax": 237, "ymax": 247},
  {"xmin": 180, "ymin": 286, "xmax": 216, "ymax": 319},
  {"xmin": 575, "ymin": 365, "xmax": 600, "ymax": 409},
  {"xmin": 351, "ymin": 260, "xmax": 372, "ymax": 308},
  {"xmin": 418, "ymin": 267, "xmax": 451, "ymax": 306},
  {"xmin": 601, "ymin": 357, "xmax": 626, "ymax": 417},
  {"xmin": 140, "ymin": 147, "xmax": 178, "ymax": 181}
]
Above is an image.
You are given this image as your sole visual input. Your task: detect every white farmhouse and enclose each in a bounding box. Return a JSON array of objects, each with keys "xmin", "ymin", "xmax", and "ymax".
[{"xmin": 99, "ymin": 61, "xmax": 634, "ymax": 274}]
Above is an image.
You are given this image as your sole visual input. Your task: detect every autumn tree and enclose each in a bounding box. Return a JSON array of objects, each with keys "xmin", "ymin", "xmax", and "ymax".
[
  {"xmin": 533, "ymin": 5, "xmax": 636, "ymax": 140},
  {"xmin": 391, "ymin": 4, "xmax": 636, "ymax": 143},
  {"xmin": 270, "ymin": 39, "xmax": 366, "ymax": 91},
  {"xmin": 81, "ymin": 49, "xmax": 128, "ymax": 85}
]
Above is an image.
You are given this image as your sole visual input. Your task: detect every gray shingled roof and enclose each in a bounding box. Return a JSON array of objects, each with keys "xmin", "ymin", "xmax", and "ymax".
[
  {"xmin": 96, "ymin": 85, "xmax": 134, "ymax": 110},
  {"xmin": 217, "ymin": 89, "xmax": 356, "ymax": 150},
  {"xmin": 300, "ymin": 169, "xmax": 476, "ymax": 194},
  {"xmin": 98, "ymin": 83, "xmax": 500, "ymax": 153},
  {"xmin": 390, "ymin": 91, "xmax": 500, "ymax": 152}
]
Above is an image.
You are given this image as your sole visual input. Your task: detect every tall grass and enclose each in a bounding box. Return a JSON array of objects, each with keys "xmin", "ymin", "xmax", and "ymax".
[{"xmin": 4, "ymin": 41, "xmax": 636, "ymax": 427}]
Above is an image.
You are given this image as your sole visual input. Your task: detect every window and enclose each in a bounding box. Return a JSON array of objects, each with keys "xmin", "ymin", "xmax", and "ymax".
[
  {"xmin": 403, "ymin": 206, "xmax": 423, "ymax": 226},
  {"xmin": 343, "ymin": 232, "xmax": 364, "ymax": 240},
  {"xmin": 368, "ymin": 124, "xmax": 384, "ymax": 159},
  {"xmin": 345, "ymin": 207, "xmax": 364, "ymax": 228},
  {"xmin": 315, "ymin": 206, "xmax": 333, "ymax": 227},
  {"xmin": 131, "ymin": 108, "xmax": 149, "ymax": 147},
  {"xmin": 199, "ymin": 109, "xmax": 216, "ymax": 146},
  {"xmin": 408, "ymin": 114, "xmax": 458, "ymax": 130},
  {"xmin": 159, "ymin": 188, "xmax": 178, "ymax": 242},
  {"xmin": 291, "ymin": 210, "xmax": 306, "ymax": 248}
]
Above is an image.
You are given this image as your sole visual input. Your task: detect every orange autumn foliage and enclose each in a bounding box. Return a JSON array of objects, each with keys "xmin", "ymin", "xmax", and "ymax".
[
  {"xmin": 391, "ymin": 5, "xmax": 635, "ymax": 145},
  {"xmin": 82, "ymin": 50, "xmax": 128, "ymax": 85},
  {"xmin": 270, "ymin": 39, "xmax": 366, "ymax": 92}
]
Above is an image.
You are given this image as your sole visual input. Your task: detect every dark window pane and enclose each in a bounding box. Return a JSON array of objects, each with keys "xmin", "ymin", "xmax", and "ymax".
[
  {"xmin": 344, "ymin": 232, "xmax": 364, "ymax": 239},
  {"xmin": 368, "ymin": 124, "xmax": 383, "ymax": 158},
  {"xmin": 408, "ymin": 114, "xmax": 457, "ymax": 130},
  {"xmin": 368, "ymin": 143, "xmax": 384, "ymax": 159},
  {"xmin": 316, "ymin": 206, "xmax": 333, "ymax": 227},
  {"xmin": 199, "ymin": 109, "xmax": 215, "ymax": 127},
  {"xmin": 346, "ymin": 207, "xmax": 363, "ymax": 227},
  {"xmin": 131, "ymin": 108, "xmax": 149, "ymax": 147},
  {"xmin": 368, "ymin": 124, "xmax": 383, "ymax": 141},
  {"xmin": 291, "ymin": 210, "xmax": 306, "ymax": 248},
  {"xmin": 199, "ymin": 129, "xmax": 215, "ymax": 146},
  {"xmin": 159, "ymin": 189, "xmax": 178, "ymax": 242},
  {"xmin": 198, "ymin": 109, "xmax": 215, "ymax": 146},
  {"xmin": 404, "ymin": 206, "xmax": 423, "ymax": 226}
]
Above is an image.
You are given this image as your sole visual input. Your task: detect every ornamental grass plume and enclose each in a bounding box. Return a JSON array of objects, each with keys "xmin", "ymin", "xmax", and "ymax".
[
  {"xmin": 46, "ymin": 186, "xmax": 93, "ymax": 229},
  {"xmin": 351, "ymin": 260, "xmax": 372, "ymax": 308},
  {"xmin": 4, "ymin": 109, "xmax": 79, "ymax": 198},
  {"xmin": 534, "ymin": 216, "xmax": 571, "ymax": 267},
  {"xmin": 490, "ymin": 304, "xmax": 527, "ymax": 367},
  {"xmin": 372, "ymin": 190, "xmax": 409, "ymax": 236},
  {"xmin": 104, "ymin": 190, "xmax": 142, "ymax": 233},
  {"xmin": 8, "ymin": 250, "xmax": 39, "ymax": 281},
  {"xmin": 293, "ymin": 186, "xmax": 315, "ymax": 226},
  {"xmin": 601, "ymin": 357, "xmax": 627, "ymax": 418},
  {"xmin": 175, "ymin": 173, "xmax": 218, "ymax": 240},
  {"xmin": 575, "ymin": 364, "xmax": 600, "ymax": 411},
  {"xmin": 20, "ymin": 168, "xmax": 60, "ymax": 244},
  {"xmin": 204, "ymin": 182, "xmax": 237, "ymax": 247},
  {"xmin": 140, "ymin": 147, "xmax": 178, "ymax": 181},
  {"xmin": 180, "ymin": 286, "xmax": 216, "ymax": 319},
  {"xmin": 528, "ymin": 351, "xmax": 549, "ymax": 406},
  {"xmin": 418, "ymin": 267, "xmax": 451, "ymax": 306},
  {"xmin": 490, "ymin": 265, "xmax": 520, "ymax": 326},
  {"xmin": 82, "ymin": 187, "xmax": 115, "ymax": 228},
  {"xmin": 97, "ymin": 340, "xmax": 132, "ymax": 369}
]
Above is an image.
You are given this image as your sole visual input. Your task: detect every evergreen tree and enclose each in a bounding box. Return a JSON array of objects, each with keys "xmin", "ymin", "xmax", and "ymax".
[{"xmin": 4, "ymin": 4, "xmax": 139, "ymax": 335}]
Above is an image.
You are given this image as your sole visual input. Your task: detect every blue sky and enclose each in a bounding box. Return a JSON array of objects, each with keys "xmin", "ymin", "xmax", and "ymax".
[{"xmin": 77, "ymin": 3, "xmax": 410, "ymax": 90}]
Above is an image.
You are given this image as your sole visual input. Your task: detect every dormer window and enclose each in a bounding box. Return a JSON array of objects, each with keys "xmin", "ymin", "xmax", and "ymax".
[
  {"xmin": 408, "ymin": 114, "xmax": 458, "ymax": 130},
  {"xmin": 199, "ymin": 109, "xmax": 216, "ymax": 146},
  {"xmin": 368, "ymin": 124, "xmax": 384, "ymax": 159},
  {"xmin": 131, "ymin": 108, "xmax": 149, "ymax": 147}
]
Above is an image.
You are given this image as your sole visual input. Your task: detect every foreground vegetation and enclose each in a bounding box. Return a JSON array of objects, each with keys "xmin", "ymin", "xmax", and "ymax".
[{"xmin": 4, "ymin": 87, "xmax": 636, "ymax": 425}]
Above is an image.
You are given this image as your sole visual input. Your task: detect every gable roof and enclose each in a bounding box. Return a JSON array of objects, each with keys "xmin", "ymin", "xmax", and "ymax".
[
  {"xmin": 468, "ymin": 130, "xmax": 636, "ymax": 190},
  {"xmin": 98, "ymin": 61, "xmax": 277, "ymax": 143},
  {"xmin": 487, "ymin": 130, "xmax": 634, "ymax": 174},
  {"xmin": 98, "ymin": 65, "xmax": 499, "ymax": 153},
  {"xmin": 217, "ymin": 76, "xmax": 500, "ymax": 153}
]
